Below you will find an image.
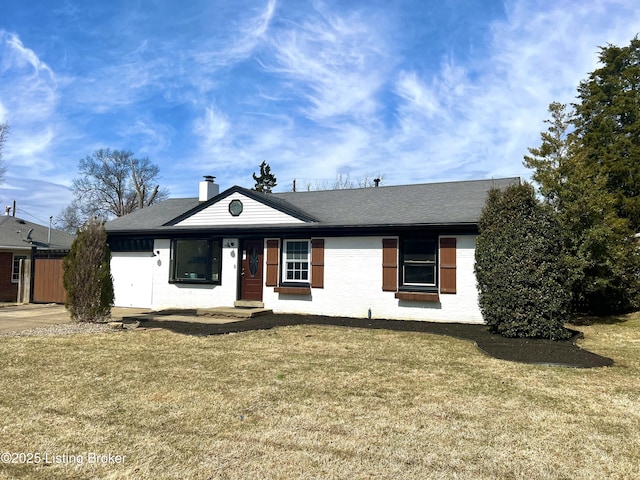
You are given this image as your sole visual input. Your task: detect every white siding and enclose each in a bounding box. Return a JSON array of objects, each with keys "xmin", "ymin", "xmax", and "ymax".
[{"xmin": 176, "ymin": 192, "xmax": 305, "ymax": 226}]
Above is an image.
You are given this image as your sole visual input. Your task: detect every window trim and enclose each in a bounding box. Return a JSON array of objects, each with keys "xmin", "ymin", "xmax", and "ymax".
[
  {"xmin": 169, "ymin": 238, "xmax": 222, "ymax": 285},
  {"xmin": 12, "ymin": 254, "xmax": 28, "ymax": 283},
  {"xmin": 398, "ymin": 236, "xmax": 438, "ymax": 292},
  {"xmin": 281, "ymin": 239, "xmax": 311, "ymax": 285}
]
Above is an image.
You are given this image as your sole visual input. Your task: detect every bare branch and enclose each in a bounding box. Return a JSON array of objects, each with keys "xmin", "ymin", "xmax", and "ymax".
[
  {"xmin": 146, "ymin": 185, "xmax": 160, "ymax": 207},
  {"xmin": 63, "ymin": 148, "xmax": 169, "ymax": 225}
]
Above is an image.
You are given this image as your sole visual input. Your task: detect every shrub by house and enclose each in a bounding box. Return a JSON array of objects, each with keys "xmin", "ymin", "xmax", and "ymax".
[
  {"xmin": 63, "ymin": 218, "xmax": 114, "ymax": 322},
  {"xmin": 475, "ymin": 183, "xmax": 572, "ymax": 339}
]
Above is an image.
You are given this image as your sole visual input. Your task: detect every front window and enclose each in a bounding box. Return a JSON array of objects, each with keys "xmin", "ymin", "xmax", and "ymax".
[
  {"xmin": 401, "ymin": 238, "xmax": 436, "ymax": 288},
  {"xmin": 283, "ymin": 240, "xmax": 309, "ymax": 283},
  {"xmin": 171, "ymin": 239, "xmax": 221, "ymax": 284},
  {"xmin": 12, "ymin": 255, "xmax": 27, "ymax": 283}
]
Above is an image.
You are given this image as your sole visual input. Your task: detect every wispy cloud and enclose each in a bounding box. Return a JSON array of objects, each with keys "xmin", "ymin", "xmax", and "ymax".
[
  {"xmin": 266, "ymin": 3, "xmax": 391, "ymax": 122},
  {"xmin": 67, "ymin": 0, "xmax": 276, "ymax": 113},
  {"xmin": 120, "ymin": 119, "xmax": 174, "ymax": 156},
  {"xmin": 193, "ymin": 106, "xmax": 230, "ymax": 148},
  {"xmin": 386, "ymin": 0, "xmax": 640, "ymax": 181},
  {"xmin": 177, "ymin": 0, "xmax": 640, "ymax": 190},
  {"xmin": 225, "ymin": 0, "xmax": 276, "ymax": 61},
  {"xmin": 0, "ymin": 30, "xmax": 59, "ymax": 169}
]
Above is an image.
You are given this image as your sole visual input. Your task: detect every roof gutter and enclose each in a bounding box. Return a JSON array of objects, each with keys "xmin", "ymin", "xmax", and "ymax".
[
  {"xmin": 106, "ymin": 222, "xmax": 479, "ymax": 238},
  {"xmin": 0, "ymin": 245, "xmax": 35, "ymax": 251}
]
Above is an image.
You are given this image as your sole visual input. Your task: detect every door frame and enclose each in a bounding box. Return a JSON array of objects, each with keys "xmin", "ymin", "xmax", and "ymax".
[{"xmin": 239, "ymin": 238, "xmax": 264, "ymax": 302}]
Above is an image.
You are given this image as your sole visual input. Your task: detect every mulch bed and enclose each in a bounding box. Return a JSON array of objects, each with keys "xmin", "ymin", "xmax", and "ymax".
[{"xmin": 132, "ymin": 313, "xmax": 614, "ymax": 369}]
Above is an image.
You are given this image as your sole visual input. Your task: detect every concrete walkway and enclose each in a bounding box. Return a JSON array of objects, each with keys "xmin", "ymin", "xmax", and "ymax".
[
  {"xmin": 0, "ymin": 304, "xmax": 270, "ymax": 333},
  {"xmin": 0, "ymin": 304, "xmax": 150, "ymax": 333}
]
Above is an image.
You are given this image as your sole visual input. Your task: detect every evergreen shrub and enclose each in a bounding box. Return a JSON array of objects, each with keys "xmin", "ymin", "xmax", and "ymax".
[
  {"xmin": 63, "ymin": 218, "xmax": 114, "ymax": 322},
  {"xmin": 475, "ymin": 183, "xmax": 572, "ymax": 339}
]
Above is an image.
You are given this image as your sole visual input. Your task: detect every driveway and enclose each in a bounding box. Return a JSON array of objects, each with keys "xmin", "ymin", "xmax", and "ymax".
[{"xmin": 0, "ymin": 304, "xmax": 148, "ymax": 333}]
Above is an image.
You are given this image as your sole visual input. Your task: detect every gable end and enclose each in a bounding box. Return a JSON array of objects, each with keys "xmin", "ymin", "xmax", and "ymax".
[{"xmin": 165, "ymin": 186, "xmax": 319, "ymax": 226}]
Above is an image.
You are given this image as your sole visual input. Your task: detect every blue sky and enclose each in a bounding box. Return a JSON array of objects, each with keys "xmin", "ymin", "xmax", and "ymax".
[{"xmin": 0, "ymin": 0, "xmax": 638, "ymax": 226}]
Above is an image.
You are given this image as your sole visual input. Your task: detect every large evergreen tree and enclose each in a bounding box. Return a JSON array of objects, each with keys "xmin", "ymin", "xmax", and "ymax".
[
  {"xmin": 573, "ymin": 37, "xmax": 640, "ymax": 231},
  {"xmin": 524, "ymin": 39, "xmax": 640, "ymax": 314}
]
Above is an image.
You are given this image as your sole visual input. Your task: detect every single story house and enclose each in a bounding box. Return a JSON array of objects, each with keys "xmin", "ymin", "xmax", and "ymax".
[
  {"xmin": 0, "ymin": 214, "xmax": 75, "ymax": 302},
  {"xmin": 105, "ymin": 176, "xmax": 519, "ymax": 323}
]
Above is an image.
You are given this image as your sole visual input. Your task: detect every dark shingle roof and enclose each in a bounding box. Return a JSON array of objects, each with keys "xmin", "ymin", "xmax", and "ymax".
[
  {"xmin": 105, "ymin": 177, "xmax": 519, "ymax": 233},
  {"xmin": 105, "ymin": 198, "xmax": 201, "ymax": 231},
  {"xmin": 272, "ymin": 178, "xmax": 519, "ymax": 226},
  {"xmin": 0, "ymin": 216, "xmax": 75, "ymax": 250}
]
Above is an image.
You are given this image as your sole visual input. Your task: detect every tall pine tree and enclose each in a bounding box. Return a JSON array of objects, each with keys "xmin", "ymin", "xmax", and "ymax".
[
  {"xmin": 524, "ymin": 39, "xmax": 640, "ymax": 314},
  {"xmin": 573, "ymin": 37, "xmax": 640, "ymax": 231},
  {"xmin": 252, "ymin": 161, "xmax": 277, "ymax": 193}
]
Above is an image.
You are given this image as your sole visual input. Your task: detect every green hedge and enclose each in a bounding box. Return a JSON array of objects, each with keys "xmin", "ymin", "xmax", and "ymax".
[{"xmin": 475, "ymin": 183, "xmax": 572, "ymax": 339}]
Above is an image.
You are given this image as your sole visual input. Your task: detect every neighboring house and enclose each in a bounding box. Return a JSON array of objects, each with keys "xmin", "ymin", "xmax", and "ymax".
[
  {"xmin": 105, "ymin": 176, "xmax": 519, "ymax": 323},
  {"xmin": 0, "ymin": 215, "xmax": 75, "ymax": 302}
]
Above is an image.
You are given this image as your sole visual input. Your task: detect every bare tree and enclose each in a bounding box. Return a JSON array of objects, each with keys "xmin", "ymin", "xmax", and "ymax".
[
  {"xmin": 61, "ymin": 148, "xmax": 168, "ymax": 228},
  {"xmin": 299, "ymin": 172, "xmax": 385, "ymax": 191},
  {"xmin": 0, "ymin": 122, "xmax": 9, "ymax": 183},
  {"xmin": 56, "ymin": 201, "xmax": 84, "ymax": 234},
  {"xmin": 356, "ymin": 173, "xmax": 385, "ymax": 188},
  {"xmin": 130, "ymin": 157, "xmax": 161, "ymax": 208}
]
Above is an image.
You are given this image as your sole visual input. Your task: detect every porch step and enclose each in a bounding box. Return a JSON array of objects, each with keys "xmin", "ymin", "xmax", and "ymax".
[
  {"xmin": 197, "ymin": 306, "xmax": 272, "ymax": 319},
  {"xmin": 234, "ymin": 300, "xmax": 264, "ymax": 308}
]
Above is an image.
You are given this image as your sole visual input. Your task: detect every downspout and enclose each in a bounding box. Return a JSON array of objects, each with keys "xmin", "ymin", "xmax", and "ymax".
[{"xmin": 150, "ymin": 245, "xmax": 155, "ymax": 309}]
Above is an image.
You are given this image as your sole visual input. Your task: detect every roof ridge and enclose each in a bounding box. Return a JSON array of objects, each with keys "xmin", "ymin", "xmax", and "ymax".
[{"xmin": 273, "ymin": 176, "xmax": 520, "ymax": 195}]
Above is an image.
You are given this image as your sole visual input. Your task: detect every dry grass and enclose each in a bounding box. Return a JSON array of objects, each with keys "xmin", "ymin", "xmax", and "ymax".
[{"xmin": 0, "ymin": 313, "xmax": 639, "ymax": 479}]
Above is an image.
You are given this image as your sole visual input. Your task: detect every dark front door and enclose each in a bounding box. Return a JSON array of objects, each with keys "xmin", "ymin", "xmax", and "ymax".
[{"xmin": 240, "ymin": 240, "xmax": 264, "ymax": 301}]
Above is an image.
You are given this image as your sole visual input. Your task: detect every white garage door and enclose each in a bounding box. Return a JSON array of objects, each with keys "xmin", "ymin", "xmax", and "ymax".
[{"xmin": 111, "ymin": 253, "xmax": 154, "ymax": 308}]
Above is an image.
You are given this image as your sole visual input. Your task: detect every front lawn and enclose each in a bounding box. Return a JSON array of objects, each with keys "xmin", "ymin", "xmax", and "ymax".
[{"xmin": 0, "ymin": 313, "xmax": 638, "ymax": 479}]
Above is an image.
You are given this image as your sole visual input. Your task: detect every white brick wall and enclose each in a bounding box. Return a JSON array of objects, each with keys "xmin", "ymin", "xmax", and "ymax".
[
  {"xmin": 149, "ymin": 238, "xmax": 239, "ymax": 310},
  {"xmin": 112, "ymin": 239, "xmax": 240, "ymax": 310},
  {"xmin": 112, "ymin": 234, "xmax": 483, "ymax": 323},
  {"xmin": 263, "ymin": 235, "xmax": 483, "ymax": 324}
]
